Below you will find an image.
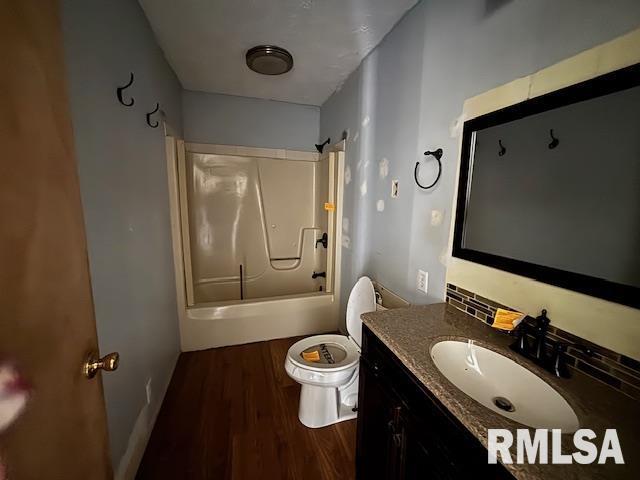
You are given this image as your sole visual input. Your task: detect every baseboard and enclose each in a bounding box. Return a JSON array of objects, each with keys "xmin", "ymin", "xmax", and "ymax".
[{"xmin": 115, "ymin": 354, "xmax": 178, "ymax": 480}]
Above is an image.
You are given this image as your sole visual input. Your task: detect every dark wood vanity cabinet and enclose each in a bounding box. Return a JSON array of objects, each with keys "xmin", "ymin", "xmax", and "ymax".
[{"xmin": 356, "ymin": 325, "xmax": 513, "ymax": 480}]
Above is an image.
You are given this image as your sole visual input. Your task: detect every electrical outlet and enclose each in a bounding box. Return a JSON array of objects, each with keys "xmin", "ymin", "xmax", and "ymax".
[
  {"xmin": 417, "ymin": 270, "xmax": 428, "ymax": 294},
  {"xmin": 145, "ymin": 378, "xmax": 152, "ymax": 404}
]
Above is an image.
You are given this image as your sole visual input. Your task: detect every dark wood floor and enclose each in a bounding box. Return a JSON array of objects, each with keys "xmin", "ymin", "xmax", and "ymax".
[{"xmin": 136, "ymin": 337, "xmax": 356, "ymax": 479}]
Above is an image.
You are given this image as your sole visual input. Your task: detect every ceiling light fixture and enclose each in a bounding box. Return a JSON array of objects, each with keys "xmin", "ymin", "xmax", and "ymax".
[{"xmin": 246, "ymin": 45, "xmax": 293, "ymax": 75}]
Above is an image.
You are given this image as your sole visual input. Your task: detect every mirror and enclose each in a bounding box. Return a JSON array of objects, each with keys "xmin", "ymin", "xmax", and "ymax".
[{"xmin": 453, "ymin": 63, "xmax": 640, "ymax": 309}]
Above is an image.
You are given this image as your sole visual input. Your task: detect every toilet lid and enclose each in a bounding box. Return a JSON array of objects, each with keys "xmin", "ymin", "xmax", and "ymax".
[{"xmin": 346, "ymin": 276, "xmax": 376, "ymax": 348}]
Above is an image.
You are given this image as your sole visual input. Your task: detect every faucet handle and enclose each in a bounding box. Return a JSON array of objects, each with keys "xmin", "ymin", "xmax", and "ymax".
[
  {"xmin": 550, "ymin": 341, "xmax": 570, "ymax": 378},
  {"xmin": 535, "ymin": 309, "xmax": 550, "ymax": 330},
  {"xmin": 553, "ymin": 341, "xmax": 568, "ymax": 354},
  {"xmin": 550, "ymin": 341, "xmax": 594, "ymax": 378},
  {"xmin": 564, "ymin": 342, "xmax": 595, "ymax": 357}
]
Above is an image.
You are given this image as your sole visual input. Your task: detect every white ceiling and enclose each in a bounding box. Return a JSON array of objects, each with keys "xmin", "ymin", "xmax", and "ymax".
[{"xmin": 138, "ymin": 0, "xmax": 418, "ymax": 106}]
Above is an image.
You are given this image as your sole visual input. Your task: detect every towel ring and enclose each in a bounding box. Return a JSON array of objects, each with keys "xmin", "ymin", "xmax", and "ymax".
[{"xmin": 415, "ymin": 149, "xmax": 443, "ymax": 190}]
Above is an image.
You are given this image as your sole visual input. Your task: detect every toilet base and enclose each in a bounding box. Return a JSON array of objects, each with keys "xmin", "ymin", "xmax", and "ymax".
[{"xmin": 297, "ymin": 369, "xmax": 359, "ymax": 428}]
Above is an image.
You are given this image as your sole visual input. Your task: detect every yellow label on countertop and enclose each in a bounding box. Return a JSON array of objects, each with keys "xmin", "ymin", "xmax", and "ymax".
[{"xmin": 493, "ymin": 308, "xmax": 526, "ymax": 331}]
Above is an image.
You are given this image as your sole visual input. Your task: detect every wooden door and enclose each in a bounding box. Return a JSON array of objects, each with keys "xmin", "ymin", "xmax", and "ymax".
[{"xmin": 0, "ymin": 1, "xmax": 112, "ymax": 478}]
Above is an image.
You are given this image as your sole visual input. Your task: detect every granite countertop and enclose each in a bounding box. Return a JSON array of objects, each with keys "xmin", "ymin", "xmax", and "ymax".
[{"xmin": 361, "ymin": 303, "xmax": 640, "ymax": 480}]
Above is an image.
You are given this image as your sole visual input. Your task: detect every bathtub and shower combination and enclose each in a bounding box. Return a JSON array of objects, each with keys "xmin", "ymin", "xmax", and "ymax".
[{"xmin": 165, "ymin": 140, "xmax": 345, "ymax": 350}]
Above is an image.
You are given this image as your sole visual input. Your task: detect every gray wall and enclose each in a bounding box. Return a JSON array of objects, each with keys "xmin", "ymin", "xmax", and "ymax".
[
  {"xmin": 183, "ymin": 90, "xmax": 320, "ymax": 151},
  {"xmin": 320, "ymin": 0, "xmax": 640, "ymax": 317},
  {"xmin": 62, "ymin": 0, "xmax": 182, "ymax": 471}
]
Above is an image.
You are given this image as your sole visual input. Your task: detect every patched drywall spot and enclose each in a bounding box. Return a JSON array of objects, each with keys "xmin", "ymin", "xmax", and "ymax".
[
  {"xmin": 344, "ymin": 165, "xmax": 352, "ymax": 184},
  {"xmin": 342, "ymin": 217, "xmax": 349, "ymax": 232},
  {"xmin": 352, "ymin": 131, "xmax": 360, "ymax": 143},
  {"xmin": 439, "ymin": 248, "xmax": 451, "ymax": 266},
  {"xmin": 376, "ymin": 199, "xmax": 385, "ymax": 212},
  {"xmin": 360, "ymin": 180, "xmax": 367, "ymax": 196},
  {"xmin": 299, "ymin": 0, "xmax": 313, "ymax": 10},
  {"xmin": 363, "ymin": 159, "xmax": 370, "ymax": 170},
  {"xmin": 342, "ymin": 235, "xmax": 351, "ymax": 249},
  {"xmin": 450, "ymin": 112, "xmax": 467, "ymax": 138},
  {"xmin": 379, "ymin": 158, "xmax": 389, "ymax": 178},
  {"xmin": 362, "ymin": 115, "xmax": 370, "ymax": 127},
  {"xmin": 430, "ymin": 209, "xmax": 443, "ymax": 226}
]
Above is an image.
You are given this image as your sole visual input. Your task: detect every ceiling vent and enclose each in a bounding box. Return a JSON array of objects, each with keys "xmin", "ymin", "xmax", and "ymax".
[{"xmin": 246, "ymin": 45, "xmax": 293, "ymax": 75}]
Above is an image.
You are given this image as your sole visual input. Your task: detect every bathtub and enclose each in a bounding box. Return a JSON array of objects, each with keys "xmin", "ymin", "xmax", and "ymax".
[
  {"xmin": 166, "ymin": 139, "xmax": 346, "ymax": 351},
  {"xmin": 180, "ymin": 292, "xmax": 339, "ymax": 351}
]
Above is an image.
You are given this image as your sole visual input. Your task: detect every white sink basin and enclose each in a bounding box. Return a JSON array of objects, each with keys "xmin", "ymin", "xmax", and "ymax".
[{"xmin": 430, "ymin": 340, "xmax": 580, "ymax": 432}]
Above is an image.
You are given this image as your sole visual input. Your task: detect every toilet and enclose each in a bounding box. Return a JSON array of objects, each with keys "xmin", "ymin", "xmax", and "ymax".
[{"xmin": 284, "ymin": 276, "xmax": 376, "ymax": 428}]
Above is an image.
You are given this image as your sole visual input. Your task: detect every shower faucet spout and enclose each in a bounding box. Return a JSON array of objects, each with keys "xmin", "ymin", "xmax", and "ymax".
[{"xmin": 312, "ymin": 271, "xmax": 326, "ymax": 279}]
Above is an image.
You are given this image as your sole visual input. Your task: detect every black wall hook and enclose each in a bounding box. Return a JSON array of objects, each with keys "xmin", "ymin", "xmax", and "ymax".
[
  {"xmin": 146, "ymin": 103, "xmax": 160, "ymax": 128},
  {"xmin": 498, "ymin": 139, "xmax": 506, "ymax": 156},
  {"xmin": 415, "ymin": 148, "xmax": 443, "ymax": 190},
  {"xmin": 548, "ymin": 129, "xmax": 559, "ymax": 149},
  {"xmin": 116, "ymin": 72, "xmax": 135, "ymax": 107},
  {"xmin": 315, "ymin": 137, "xmax": 330, "ymax": 153}
]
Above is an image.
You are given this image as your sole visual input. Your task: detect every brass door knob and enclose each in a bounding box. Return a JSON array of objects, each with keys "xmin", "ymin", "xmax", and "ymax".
[{"xmin": 84, "ymin": 352, "xmax": 119, "ymax": 379}]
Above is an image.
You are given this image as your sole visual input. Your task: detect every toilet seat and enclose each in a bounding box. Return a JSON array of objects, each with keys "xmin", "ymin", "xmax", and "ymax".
[{"xmin": 287, "ymin": 334, "xmax": 359, "ymax": 372}]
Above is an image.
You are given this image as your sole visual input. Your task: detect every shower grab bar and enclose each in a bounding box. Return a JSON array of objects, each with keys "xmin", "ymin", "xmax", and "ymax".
[{"xmin": 239, "ymin": 264, "xmax": 244, "ymax": 300}]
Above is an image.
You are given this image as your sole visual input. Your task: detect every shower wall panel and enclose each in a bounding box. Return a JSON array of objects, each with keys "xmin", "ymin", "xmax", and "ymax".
[
  {"xmin": 258, "ymin": 159, "xmax": 314, "ymax": 260},
  {"xmin": 185, "ymin": 152, "xmax": 327, "ymax": 303}
]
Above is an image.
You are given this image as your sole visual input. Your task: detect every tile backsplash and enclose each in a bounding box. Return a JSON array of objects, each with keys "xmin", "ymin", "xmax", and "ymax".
[{"xmin": 446, "ymin": 283, "xmax": 640, "ymax": 401}]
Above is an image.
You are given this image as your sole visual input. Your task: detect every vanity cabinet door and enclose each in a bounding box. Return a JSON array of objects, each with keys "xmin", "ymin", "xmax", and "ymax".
[
  {"xmin": 403, "ymin": 432, "xmax": 446, "ymax": 480},
  {"xmin": 402, "ymin": 410, "xmax": 464, "ymax": 480},
  {"xmin": 401, "ymin": 409, "xmax": 514, "ymax": 480},
  {"xmin": 356, "ymin": 359, "xmax": 406, "ymax": 480}
]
